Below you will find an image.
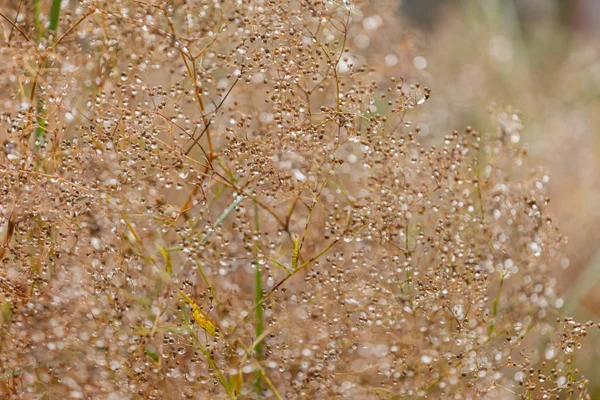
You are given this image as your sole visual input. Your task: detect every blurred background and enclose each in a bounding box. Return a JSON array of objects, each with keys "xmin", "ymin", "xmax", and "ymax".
[{"xmin": 379, "ymin": 0, "xmax": 600, "ymax": 393}]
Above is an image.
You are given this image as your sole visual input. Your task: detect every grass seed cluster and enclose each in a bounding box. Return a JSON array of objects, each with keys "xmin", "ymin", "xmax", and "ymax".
[{"xmin": 0, "ymin": 0, "xmax": 596, "ymax": 398}]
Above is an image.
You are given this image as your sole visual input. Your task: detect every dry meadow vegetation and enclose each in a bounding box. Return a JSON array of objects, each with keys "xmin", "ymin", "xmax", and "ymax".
[{"xmin": 0, "ymin": 0, "xmax": 597, "ymax": 398}]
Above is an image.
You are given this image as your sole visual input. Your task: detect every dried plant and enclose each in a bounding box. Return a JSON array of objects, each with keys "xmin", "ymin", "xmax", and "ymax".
[{"xmin": 0, "ymin": 0, "xmax": 596, "ymax": 398}]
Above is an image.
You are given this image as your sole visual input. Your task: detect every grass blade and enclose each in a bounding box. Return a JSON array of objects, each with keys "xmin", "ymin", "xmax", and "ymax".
[
  {"xmin": 200, "ymin": 194, "xmax": 244, "ymax": 243},
  {"xmin": 33, "ymin": 0, "xmax": 42, "ymax": 41},
  {"xmin": 291, "ymin": 235, "xmax": 299, "ymax": 270},
  {"xmin": 253, "ymin": 199, "xmax": 264, "ymax": 394},
  {"xmin": 254, "ymin": 265, "xmax": 264, "ymax": 394},
  {"xmin": 48, "ymin": 0, "xmax": 61, "ymax": 33}
]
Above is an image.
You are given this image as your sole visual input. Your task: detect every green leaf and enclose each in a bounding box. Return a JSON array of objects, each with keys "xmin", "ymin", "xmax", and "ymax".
[
  {"xmin": 144, "ymin": 344, "xmax": 160, "ymax": 363},
  {"xmin": 1, "ymin": 302, "xmax": 12, "ymax": 323},
  {"xmin": 49, "ymin": 0, "xmax": 62, "ymax": 33}
]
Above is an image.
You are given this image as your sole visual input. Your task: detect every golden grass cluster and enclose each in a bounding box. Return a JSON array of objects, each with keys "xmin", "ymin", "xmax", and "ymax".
[{"xmin": 0, "ymin": 0, "xmax": 596, "ymax": 398}]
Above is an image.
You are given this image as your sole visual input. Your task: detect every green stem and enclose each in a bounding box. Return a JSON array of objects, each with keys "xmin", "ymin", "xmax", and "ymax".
[
  {"xmin": 194, "ymin": 339, "xmax": 234, "ymax": 399},
  {"xmin": 488, "ymin": 273, "xmax": 506, "ymax": 336},
  {"xmin": 184, "ymin": 306, "xmax": 234, "ymax": 399},
  {"xmin": 476, "ymin": 141, "xmax": 485, "ymax": 221},
  {"xmin": 254, "ymin": 266, "xmax": 264, "ymax": 394},
  {"xmin": 196, "ymin": 261, "xmax": 221, "ymax": 306},
  {"xmin": 33, "ymin": 0, "xmax": 45, "ymax": 145},
  {"xmin": 48, "ymin": 0, "xmax": 62, "ymax": 34},
  {"xmin": 32, "ymin": 0, "xmax": 62, "ymax": 149},
  {"xmin": 253, "ymin": 199, "xmax": 264, "ymax": 394},
  {"xmin": 33, "ymin": 0, "xmax": 42, "ymax": 41},
  {"xmin": 34, "ymin": 102, "xmax": 46, "ymax": 148}
]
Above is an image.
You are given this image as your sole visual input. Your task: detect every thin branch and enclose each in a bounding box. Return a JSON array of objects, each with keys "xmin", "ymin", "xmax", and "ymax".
[
  {"xmin": 48, "ymin": 10, "xmax": 94, "ymax": 53},
  {"xmin": 0, "ymin": 11, "xmax": 31, "ymax": 42}
]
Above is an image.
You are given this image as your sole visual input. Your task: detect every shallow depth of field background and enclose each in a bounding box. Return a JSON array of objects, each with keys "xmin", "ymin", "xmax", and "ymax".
[{"xmin": 391, "ymin": 0, "xmax": 600, "ymax": 393}]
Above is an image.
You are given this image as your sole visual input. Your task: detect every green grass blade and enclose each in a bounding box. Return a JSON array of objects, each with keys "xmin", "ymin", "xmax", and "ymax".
[
  {"xmin": 31, "ymin": 0, "xmax": 62, "ymax": 149},
  {"xmin": 48, "ymin": 0, "xmax": 61, "ymax": 33},
  {"xmin": 200, "ymin": 194, "xmax": 244, "ymax": 243},
  {"xmin": 34, "ymin": 102, "xmax": 46, "ymax": 148},
  {"xmin": 33, "ymin": 0, "xmax": 43, "ymax": 41},
  {"xmin": 254, "ymin": 265, "xmax": 264, "ymax": 394},
  {"xmin": 253, "ymin": 199, "xmax": 264, "ymax": 394}
]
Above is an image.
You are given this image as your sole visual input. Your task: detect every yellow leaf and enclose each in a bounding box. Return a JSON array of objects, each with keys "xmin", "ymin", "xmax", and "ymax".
[
  {"xmin": 122, "ymin": 214, "xmax": 142, "ymax": 245},
  {"xmin": 192, "ymin": 304, "xmax": 217, "ymax": 336},
  {"xmin": 157, "ymin": 245, "xmax": 172, "ymax": 275},
  {"xmin": 177, "ymin": 288, "xmax": 194, "ymax": 305},
  {"xmin": 291, "ymin": 235, "xmax": 299, "ymax": 270}
]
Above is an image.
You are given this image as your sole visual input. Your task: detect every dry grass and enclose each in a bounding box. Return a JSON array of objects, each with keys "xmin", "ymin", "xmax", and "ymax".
[{"xmin": 0, "ymin": 0, "xmax": 596, "ymax": 398}]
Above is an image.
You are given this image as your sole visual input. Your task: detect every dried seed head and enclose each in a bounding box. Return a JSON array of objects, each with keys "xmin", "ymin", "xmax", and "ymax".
[{"xmin": 0, "ymin": 0, "xmax": 593, "ymax": 399}]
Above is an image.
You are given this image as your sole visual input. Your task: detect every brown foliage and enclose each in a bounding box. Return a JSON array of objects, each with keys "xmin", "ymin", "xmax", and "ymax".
[{"xmin": 0, "ymin": 0, "xmax": 595, "ymax": 398}]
